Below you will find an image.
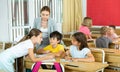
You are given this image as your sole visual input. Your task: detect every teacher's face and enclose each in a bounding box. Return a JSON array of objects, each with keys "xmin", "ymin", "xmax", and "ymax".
[{"xmin": 41, "ymin": 11, "xmax": 50, "ymax": 21}]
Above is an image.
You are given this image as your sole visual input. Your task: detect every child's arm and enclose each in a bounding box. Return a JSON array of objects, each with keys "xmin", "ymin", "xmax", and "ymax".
[
  {"xmin": 72, "ymin": 52, "xmax": 95, "ymax": 62},
  {"xmin": 65, "ymin": 50, "xmax": 72, "ymax": 60},
  {"xmin": 88, "ymin": 34, "xmax": 93, "ymax": 39},
  {"xmin": 28, "ymin": 48, "xmax": 54, "ymax": 62},
  {"xmin": 36, "ymin": 48, "xmax": 50, "ymax": 54},
  {"xmin": 53, "ymin": 50, "xmax": 65, "ymax": 58}
]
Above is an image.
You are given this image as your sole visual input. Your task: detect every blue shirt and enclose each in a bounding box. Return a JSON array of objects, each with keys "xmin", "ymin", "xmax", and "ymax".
[{"xmin": 70, "ymin": 45, "xmax": 90, "ymax": 58}]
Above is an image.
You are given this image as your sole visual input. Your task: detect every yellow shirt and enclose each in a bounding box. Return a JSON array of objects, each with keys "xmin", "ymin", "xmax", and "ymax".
[{"xmin": 43, "ymin": 44, "xmax": 64, "ymax": 53}]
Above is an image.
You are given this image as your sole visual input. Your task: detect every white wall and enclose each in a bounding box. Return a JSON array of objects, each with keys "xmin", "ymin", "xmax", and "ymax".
[
  {"xmin": 82, "ymin": 0, "xmax": 87, "ymax": 18},
  {"xmin": 0, "ymin": 0, "xmax": 10, "ymax": 42}
]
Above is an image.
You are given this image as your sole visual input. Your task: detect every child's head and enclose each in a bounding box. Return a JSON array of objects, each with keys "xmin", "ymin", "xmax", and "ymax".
[
  {"xmin": 28, "ymin": 28, "xmax": 42, "ymax": 37},
  {"xmin": 71, "ymin": 32, "xmax": 88, "ymax": 50},
  {"xmin": 109, "ymin": 25, "xmax": 116, "ymax": 30},
  {"xmin": 100, "ymin": 26, "xmax": 109, "ymax": 35},
  {"xmin": 82, "ymin": 17, "xmax": 92, "ymax": 27},
  {"xmin": 108, "ymin": 25, "xmax": 116, "ymax": 35},
  {"xmin": 18, "ymin": 28, "xmax": 42, "ymax": 44},
  {"xmin": 50, "ymin": 31, "xmax": 62, "ymax": 45}
]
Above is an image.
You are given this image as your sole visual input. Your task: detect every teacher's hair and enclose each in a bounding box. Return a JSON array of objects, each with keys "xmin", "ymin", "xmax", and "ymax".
[{"xmin": 40, "ymin": 6, "xmax": 50, "ymax": 13}]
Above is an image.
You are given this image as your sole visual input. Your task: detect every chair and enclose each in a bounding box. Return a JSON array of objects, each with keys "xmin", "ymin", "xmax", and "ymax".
[
  {"xmin": 0, "ymin": 42, "xmax": 5, "ymax": 52},
  {"xmin": 88, "ymin": 42, "xmax": 96, "ymax": 48},
  {"xmin": 90, "ymin": 48, "xmax": 107, "ymax": 72},
  {"xmin": 31, "ymin": 62, "xmax": 65, "ymax": 72}
]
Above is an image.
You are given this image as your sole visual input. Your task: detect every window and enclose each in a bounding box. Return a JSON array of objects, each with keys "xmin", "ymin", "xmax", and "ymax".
[{"xmin": 8, "ymin": 0, "xmax": 63, "ymax": 42}]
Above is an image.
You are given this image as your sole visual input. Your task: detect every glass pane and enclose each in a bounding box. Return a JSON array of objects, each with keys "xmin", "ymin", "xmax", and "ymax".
[
  {"xmin": 11, "ymin": 0, "xmax": 28, "ymax": 26},
  {"xmin": 24, "ymin": 28, "xmax": 29, "ymax": 35},
  {"xmin": 24, "ymin": 0, "xmax": 28, "ymax": 25}
]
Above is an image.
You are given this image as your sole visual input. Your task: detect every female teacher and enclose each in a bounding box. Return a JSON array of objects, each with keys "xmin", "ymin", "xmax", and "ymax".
[{"xmin": 33, "ymin": 6, "xmax": 57, "ymax": 52}]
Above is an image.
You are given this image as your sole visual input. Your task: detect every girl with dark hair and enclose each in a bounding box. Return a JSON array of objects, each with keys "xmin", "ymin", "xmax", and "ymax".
[
  {"xmin": 0, "ymin": 28, "xmax": 54, "ymax": 72},
  {"xmin": 65, "ymin": 32, "xmax": 95, "ymax": 62}
]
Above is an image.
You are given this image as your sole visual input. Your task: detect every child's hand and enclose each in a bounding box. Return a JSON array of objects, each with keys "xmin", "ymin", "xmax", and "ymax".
[
  {"xmin": 65, "ymin": 56, "xmax": 72, "ymax": 60},
  {"xmin": 72, "ymin": 58, "xmax": 79, "ymax": 62},
  {"xmin": 45, "ymin": 54, "xmax": 55, "ymax": 59},
  {"xmin": 45, "ymin": 50, "xmax": 50, "ymax": 53}
]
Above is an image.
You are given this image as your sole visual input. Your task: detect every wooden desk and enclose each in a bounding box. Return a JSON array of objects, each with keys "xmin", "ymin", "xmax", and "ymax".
[
  {"xmin": 91, "ymin": 34, "xmax": 100, "ymax": 39},
  {"xmin": 91, "ymin": 48, "xmax": 120, "ymax": 67},
  {"xmin": 113, "ymin": 41, "xmax": 120, "ymax": 49},
  {"xmin": 63, "ymin": 62, "xmax": 108, "ymax": 72},
  {"xmin": 24, "ymin": 57, "xmax": 108, "ymax": 72},
  {"xmin": 103, "ymin": 48, "xmax": 120, "ymax": 67}
]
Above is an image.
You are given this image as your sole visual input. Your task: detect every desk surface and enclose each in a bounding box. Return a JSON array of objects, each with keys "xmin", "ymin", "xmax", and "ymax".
[
  {"xmin": 62, "ymin": 62, "xmax": 108, "ymax": 72},
  {"xmin": 91, "ymin": 34, "xmax": 100, "ymax": 38},
  {"xmin": 24, "ymin": 57, "xmax": 108, "ymax": 72},
  {"xmin": 91, "ymin": 48, "xmax": 120, "ymax": 67},
  {"xmin": 103, "ymin": 48, "xmax": 120, "ymax": 67},
  {"xmin": 102, "ymin": 48, "xmax": 120, "ymax": 56}
]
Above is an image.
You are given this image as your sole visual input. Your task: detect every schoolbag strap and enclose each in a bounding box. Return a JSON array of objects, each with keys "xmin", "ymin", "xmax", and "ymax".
[
  {"xmin": 54, "ymin": 62, "xmax": 62, "ymax": 72},
  {"xmin": 32, "ymin": 61, "xmax": 42, "ymax": 72}
]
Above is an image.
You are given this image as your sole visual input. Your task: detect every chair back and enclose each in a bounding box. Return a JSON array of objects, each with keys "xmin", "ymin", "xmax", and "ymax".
[
  {"xmin": 90, "ymin": 48, "xmax": 105, "ymax": 63},
  {"xmin": 0, "ymin": 42, "xmax": 5, "ymax": 51},
  {"xmin": 90, "ymin": 48, "xmax": 106, "ymax": 72}
]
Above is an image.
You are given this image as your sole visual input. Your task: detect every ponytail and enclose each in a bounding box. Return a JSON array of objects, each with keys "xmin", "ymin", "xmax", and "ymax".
[
  {"xmin": 17, "ymin": 34, "xmax": 30, "ymax": 43},
  {"xmin": 17, "ymin": 28, "xmax": 41, "ymax": 44}
]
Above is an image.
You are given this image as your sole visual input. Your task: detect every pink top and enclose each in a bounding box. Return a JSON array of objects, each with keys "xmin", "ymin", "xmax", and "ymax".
[
  {"xmin": 79, "ymin": 25, "xmax": 91, "ymax": 35},
  {"xmin": 107, "ymin": 33, "xmax": 118, "ymax": 40}
]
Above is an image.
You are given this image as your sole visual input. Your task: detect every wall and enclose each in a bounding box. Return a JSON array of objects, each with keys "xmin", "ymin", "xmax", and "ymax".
[
  {"xmin": 82, "ymin": 0, "xmax": 87, "ymax": 18},
  {"xmin": 0, "ymin": 0, "xmax": 10, "ymax": 42},
  {"xmin": 87, "ymin": 0, "xmax": 120, "ymax": 27}
]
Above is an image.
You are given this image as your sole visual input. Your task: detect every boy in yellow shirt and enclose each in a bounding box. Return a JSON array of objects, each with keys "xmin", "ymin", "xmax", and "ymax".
[{"xmin": 37, "ymin": 31, "xmax": 65, "ymax": 57}]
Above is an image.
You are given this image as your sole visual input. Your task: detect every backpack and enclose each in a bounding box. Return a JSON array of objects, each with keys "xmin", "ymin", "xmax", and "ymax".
[{"xmin": 31, "ymin": 61, "xmax": 63, "ymax": 72}]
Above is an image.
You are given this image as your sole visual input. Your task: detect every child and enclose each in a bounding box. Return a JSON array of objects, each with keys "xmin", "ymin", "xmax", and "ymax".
[
  {"xmin": 107, "ymin": 25, "xmax": 120, "ymax": 42},
  {"xmin": 78, "ymin": 17, "xmax": 93, "ymax": 41},
  {"xmin": 37, "ymin": 31, "xmax": 65, "ymax": 57},
  {"xmin": 96, "ymin": 26, "xmax": 112, "ymax": 48},
  {"xmin": 0, "ymin": 28, "xmax": 54, "ymax": 72},
  {"xmin": 65, "ymin": 32, "xmax": 95, "ymax": 62}
]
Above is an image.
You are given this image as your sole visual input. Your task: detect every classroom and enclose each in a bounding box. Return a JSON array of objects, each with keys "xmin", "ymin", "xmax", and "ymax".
[{"xmin": 0, "ymin": 0, "xmax": 120, "ymax": 72}]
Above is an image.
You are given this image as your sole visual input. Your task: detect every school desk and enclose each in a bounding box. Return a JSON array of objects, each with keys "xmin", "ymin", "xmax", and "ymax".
[
  {"xmin": 91, "ymin": 34, "xmax": 100, "ymax": 39},
  {"xmin": 24, "ymin": 57, "xmax": 108, "ymax": 72},
  {"xmin": 91, "ymin": 48, "xmax": 120, "ymax": 68},
  {"xmin": 103, "ymin": 48, "xmax": 120, "ymax": 67},
  {"xmin": 109, "ymin": 41, "xmax": 120, "ymax": 49}
]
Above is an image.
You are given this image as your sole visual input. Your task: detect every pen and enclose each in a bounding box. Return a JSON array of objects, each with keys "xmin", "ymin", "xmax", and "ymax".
[{"xmin": 65, "ymin": 64, "xmax": 79, "ymax": 67}]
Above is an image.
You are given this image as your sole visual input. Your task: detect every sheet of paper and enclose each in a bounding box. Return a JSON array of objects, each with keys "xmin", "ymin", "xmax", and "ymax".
[
  {"xmin": 35, "ymin": 54, "xmax": 56, "ymax": 62},
  {"xmin": 60, "ymin": 59, "xmax": 72, "ymax": 62}
]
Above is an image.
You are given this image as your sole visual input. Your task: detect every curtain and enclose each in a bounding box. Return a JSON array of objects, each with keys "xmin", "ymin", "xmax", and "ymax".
[{"xmin": 62, "ymin": 0, "xmax": 82, "ymax": 33}]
